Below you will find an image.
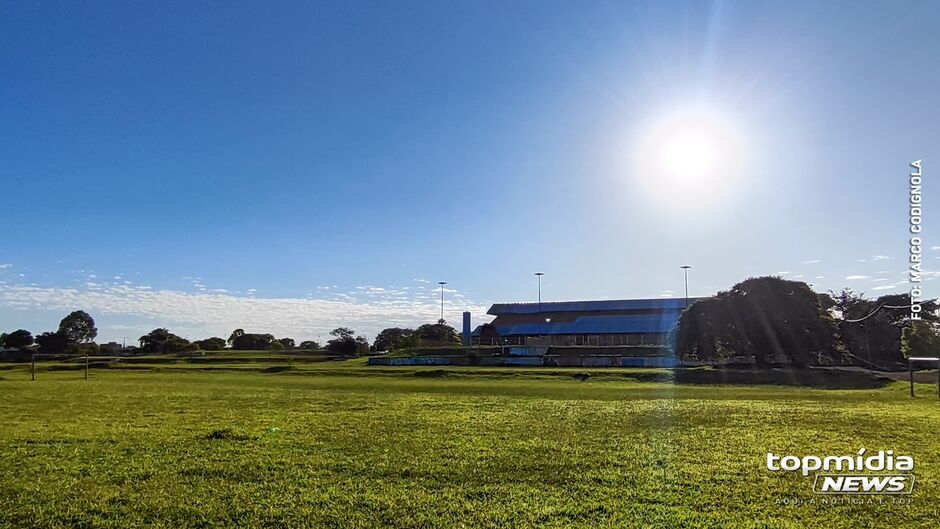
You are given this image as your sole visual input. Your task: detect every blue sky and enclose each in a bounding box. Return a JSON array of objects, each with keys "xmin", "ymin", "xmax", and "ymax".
[{"xmin": 1, "ymin": 1, "xmax": 938, "ymax": 342}]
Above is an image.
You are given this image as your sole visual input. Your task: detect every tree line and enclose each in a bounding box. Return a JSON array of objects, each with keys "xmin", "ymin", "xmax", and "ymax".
[
  {"xmin": 1, "ymin": 312, "xmax": 461, "ymax": 356},
  {"xmin": 675, "ymin": 276, "xmax": 939, "ymax": 368},
  {"xmin": 0, "ymin": 310, "xmax": 99, "ymax": 356}
]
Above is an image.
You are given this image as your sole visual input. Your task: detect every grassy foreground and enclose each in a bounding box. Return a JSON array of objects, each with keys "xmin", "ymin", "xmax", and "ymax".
[{"xmin": 1, "ymin": 362, "xmax": 939, "ymax": 528}]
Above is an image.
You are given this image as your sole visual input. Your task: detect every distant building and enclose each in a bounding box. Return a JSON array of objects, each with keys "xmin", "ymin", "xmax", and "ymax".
[
  {"xmin": 474, "ymin": 298, "xmax": 699, "ymax": 347},
  {"xmin": 100, "ymin": 342, "xmax": 123, "ymax": 354}
]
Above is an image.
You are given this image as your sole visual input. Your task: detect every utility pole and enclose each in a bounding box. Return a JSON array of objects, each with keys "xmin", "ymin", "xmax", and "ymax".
[
  {"xmin": 680, "ymin": 266, "xmax": 692, "ymax": 307},
  {"xmin": 437, "ymin": 281, "xmax": 447, "ymax": 324},
  {"xmin": 534, "ymin": 272, "xmax": 545, "ymax": 343}
]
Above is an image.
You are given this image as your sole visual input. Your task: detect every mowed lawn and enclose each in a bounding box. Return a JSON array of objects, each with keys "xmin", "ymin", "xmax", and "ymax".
[{"xmin": 1, "ymin": 364, "xmax": 939, "ymax": 528}]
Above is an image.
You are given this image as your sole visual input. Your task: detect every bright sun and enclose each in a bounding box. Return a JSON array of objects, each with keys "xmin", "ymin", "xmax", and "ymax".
[
  {"xmin": 631, "ymin": 107, "xmax": 743, "ymax": 206},
  {"xmin": 659, "ymin": 130, "xmax": 719, "ymax": 181}
]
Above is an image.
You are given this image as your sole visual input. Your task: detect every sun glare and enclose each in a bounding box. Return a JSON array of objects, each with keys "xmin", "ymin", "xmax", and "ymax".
[
  {"xmin": 630, "ymin": 107, "xmax": 744, "ymax": 207},
  {"xmin": 660, "ymin": 130, "xmax": 719, "ymax": 181}
]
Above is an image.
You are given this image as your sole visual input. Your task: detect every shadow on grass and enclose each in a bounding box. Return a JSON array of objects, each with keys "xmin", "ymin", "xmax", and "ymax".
[
  {"xmin": 390, "ymin": 365, "xmax": 893, "ymax": 389},
  {"xmin": 597, "ymin": 368, "xmax": 893, "ymax": 389},
  {"xmin": 261, "ymin": 366, "xmax": 293, "ymax": 373},
  {"xmin": 202, "ymin": 428, "xmax": 255, "ymax": 441},
  {"xmin": 413, "ymin": 369, "xmax": 448, "ymax": 378}
]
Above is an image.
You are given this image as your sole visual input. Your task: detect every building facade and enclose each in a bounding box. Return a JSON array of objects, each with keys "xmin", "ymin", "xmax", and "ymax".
[{"xmin": 475, "ymin": 298, "xmax": 697, "ymax": 347}]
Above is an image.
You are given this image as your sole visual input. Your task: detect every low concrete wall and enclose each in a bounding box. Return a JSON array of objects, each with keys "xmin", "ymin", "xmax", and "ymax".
[
  {"xmin": 369, "ymin": 354, "xmax": 680, "ymax": 367},
  {"xmin": 621, "ymin": 356, "xmax": 679, "ymax": 367},
  {"xmin": 368, "ymin": 356, "xmax": 452, "ymax": 366},
  {"xmin": 503, "ymin": 356, "xmax": 543, "ymax": 366}
]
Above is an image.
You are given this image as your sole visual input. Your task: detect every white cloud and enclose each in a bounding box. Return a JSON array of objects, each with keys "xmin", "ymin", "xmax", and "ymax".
[
  {"xmin": 0, "ymin": 264, "xmax": 12, "ymax": 269},
  {"xmin": 845, "ymin": 275, "xmax": 868, "ymax": 280},
  {"xmin": 0, "ymin": 281, "xmax": 488, "ymax": 341},
  {"xmin": 871, "ymin": 255, "xmax": 891, "ymax": 261},
  {"xmin": 800, "ymin": 259, "xmax": 820, "ymax": 264}
]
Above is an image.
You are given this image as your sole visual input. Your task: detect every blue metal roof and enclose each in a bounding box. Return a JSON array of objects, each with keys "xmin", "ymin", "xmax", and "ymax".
[
  {"xmin": 493, "ymin": 313, "xmax": 681, "ymax": 336},
  {"xmin": 487, "ymin": 298, "xmax": 698, "ymax": 315}
]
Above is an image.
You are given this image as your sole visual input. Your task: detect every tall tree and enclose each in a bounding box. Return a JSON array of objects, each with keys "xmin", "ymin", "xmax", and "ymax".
[
  {"xmin": 326, "ymin": 328, "xmax": 369, "ymax": 355},
  {"xmin": 58, "ymin": 311, "xmax": 97, "ymax": 343},
  {"xmin": 329, "ymin": 327, "xmax": 355, "ymax": 340},
  {"xmin": 676, "ymin": 276, "xmax": 838, "ymax": 366}
]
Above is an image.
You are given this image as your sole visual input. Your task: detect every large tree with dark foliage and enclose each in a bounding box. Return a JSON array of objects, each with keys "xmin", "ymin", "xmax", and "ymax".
[
  {"xmin": 3, "ymin": 329, "xmax": 33, "ymax": 349},
  {"xmin": 326, "ymin": 328, "xmax": 370, "ymax": 356},
  {"xmin": 58, "ymin": 311, "xmax": 97, "ymax": 343},
  {"xmin": 139, "ymin": 328, "xmax": 193, "ymax": 353},
  {"xmin": 372, "ymin": 327, "xmax": 416, "ymax": 352},
  {"xmin": 195, "ymin": 337, "xmax": 227, "ymax": 351},
  {"xmin": 832, "ymin": 290, "xmax": 938, "ymax": 368},
  {"xmin": 228, "ymin": 331, "xmax": 276, "ymax": 350},
  {"xmin": 415, "ymin": 323, "xmax": 460, "ymax": 344},
  {"xmin": 35, "ymin": 332, "xmax": 70, "ymax": 354},
  {"xmin": 676, "ymin": 276, "xmax": 839, "ymax": 366}
]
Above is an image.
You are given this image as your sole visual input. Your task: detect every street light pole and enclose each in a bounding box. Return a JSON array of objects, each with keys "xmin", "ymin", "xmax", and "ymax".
[
  {"xmin": 534, "ymin": 272, "xmax": 544, "ymax": 306},
  {"xmin": 680, "ymin": 266, "xmax": 691, "ymax": 307},
  {"xmin": 437, "ymin": 281, "xmax": 447, "ymax": 324},
  {"xmin": 534, "ymin": 272, "xmax": 545, "ymax": 344}
]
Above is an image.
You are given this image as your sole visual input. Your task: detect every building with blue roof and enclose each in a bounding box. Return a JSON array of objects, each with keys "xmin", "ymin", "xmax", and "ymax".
[{"xmin": 475, "ymin": 298, "xmax": 699, "ymax": 347}]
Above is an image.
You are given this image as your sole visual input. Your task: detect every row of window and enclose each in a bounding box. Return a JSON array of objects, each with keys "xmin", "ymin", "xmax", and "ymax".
[{"xmin": 475, "ymin": 334, "xmax": 668, "ymax": 346}]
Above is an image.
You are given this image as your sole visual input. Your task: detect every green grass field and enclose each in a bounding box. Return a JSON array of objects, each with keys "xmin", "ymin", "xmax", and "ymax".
[{"xmin": 1, "ymin": 360, "xmax": 939, "ymax": 528}]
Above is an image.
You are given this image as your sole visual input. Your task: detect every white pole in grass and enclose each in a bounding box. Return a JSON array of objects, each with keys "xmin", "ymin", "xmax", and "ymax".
[
  {"xmin": 909, "ymin": 358, "xmax": 914, "ymax": 398},
  {"xmin": 908, "ymin": 357, "xmax": 940, "ymax": 399}
]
